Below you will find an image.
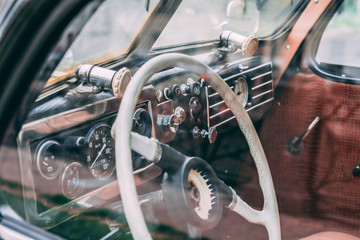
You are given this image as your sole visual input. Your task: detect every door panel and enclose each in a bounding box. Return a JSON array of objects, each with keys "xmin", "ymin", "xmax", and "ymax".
[{"xmin": 240, "ymin": 68, "xmax": 360, "ymax": 237}]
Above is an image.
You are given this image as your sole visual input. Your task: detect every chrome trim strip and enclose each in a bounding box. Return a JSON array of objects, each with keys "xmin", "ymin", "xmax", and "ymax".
[
  {"xmin": 212, "ymin": 115, "xmax": 236, "ymax": 128},
  {"xmin": 207, "ymin": 61, "xmax": 273, "ymax": 130},
  {"xmin": 211, "ymin": 97, "xmax": 274, "ymax": 129},
  {"xmin": 247, "ymin": 97, "xmax": 274, "ymax": 111},
  {"xmin": 210, "ymin": 108, "xmax": 231, "ymax": 119},
  {"xmin": 209, "ymin": 100, "xmax": 225, "ymax": 109},
  {"xmin": 208, "ymin": 86, "xmax": 233, "ymax": 98},
  {"xmin": 252, "ymin": 89, "xmax": 273, "ymax": 99},
  {"xmin": 157, "ymin": 99, "xmax": 172, "ymax": 106},
  {"xmin": 208, "ymin": 91, "xmax": 219, "ymax": 98},
  {"xmin": 251, "ymin": 71, "xmax": 272, "ymax": 81},
  {"xmin": 21, "ymin": 96, "xmax": 119, "ymax": 136},
  {"xmin": 223, "ymin": 62, "xmax": 271, "ymax": 82},
  {"xmin": 251, "ymin": 80, "xmax": 273, "ymax": 90}
]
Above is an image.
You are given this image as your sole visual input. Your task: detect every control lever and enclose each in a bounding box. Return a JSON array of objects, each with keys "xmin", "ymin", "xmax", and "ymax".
[{"xmin": 286, "ymin": 116, "xmax": 320, "ymax": 155}]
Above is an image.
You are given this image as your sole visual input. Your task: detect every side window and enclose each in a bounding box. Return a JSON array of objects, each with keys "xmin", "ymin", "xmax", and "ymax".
[{"xmin": 316, "ymin": 1, "xmax": 360, "ymax": 68}]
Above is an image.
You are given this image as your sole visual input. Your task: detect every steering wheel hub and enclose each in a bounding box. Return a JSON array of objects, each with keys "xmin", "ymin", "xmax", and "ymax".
[
  {"xmin": 161, "ymin": 157, "xmax": 224, "ymax": 236},
  {"xmin": 188, "ymin": 168, "xmax": 215, "ymax": 220}
]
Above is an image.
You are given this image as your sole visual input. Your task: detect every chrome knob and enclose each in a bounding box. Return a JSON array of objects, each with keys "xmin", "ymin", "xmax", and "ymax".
[
  {"xmin": 174, "ymin": 107, "xmax": 186, "ymax": 123},
  {"xmin": 158, "ymin": 114, "xmax": 180, "ymax": 133},
  {"xmin": 193, "ymin": 126, "xmax": 217, "ymax": 143}
]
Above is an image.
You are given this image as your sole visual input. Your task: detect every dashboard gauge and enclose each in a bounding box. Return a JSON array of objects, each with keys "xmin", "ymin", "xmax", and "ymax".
[
  {"xmin": 60, "ymin": 162, "xmax": 83, "ymax": 199},
  {"xmin": 35, "ymin": 140, "xmax": 65, "ymax": 180},
  {"xmin": 132, "ymin": 108, "xmax": 152, "ymax": 138},
  {"xmin": 86, "ymin": 124, "xmax": 115, "ymax": 179},
  {"xmin": 233, "ymin": 77, "xmax": 249, "ymax": 107}
]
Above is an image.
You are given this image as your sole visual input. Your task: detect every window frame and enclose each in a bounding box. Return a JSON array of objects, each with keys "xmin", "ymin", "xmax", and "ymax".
[{"xmin": 306, "ymin": 0, "xmax": 360, "ymax": 85}]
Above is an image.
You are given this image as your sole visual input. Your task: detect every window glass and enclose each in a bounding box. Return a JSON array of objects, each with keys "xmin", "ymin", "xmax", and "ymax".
[
  {"xmin": 4, "ymin": 0, "xmax": 360, "ymax": 239},
  {"xmin": 52, "ymin": 0, "xmax": 159, "ymax": 79},
  {"xmin": 316, "ymin": 1, "xmax": 360, "ymax": 67},
  {"xmin": 154, "ymin": 0, "xmax": 301, "ymax": 48}
]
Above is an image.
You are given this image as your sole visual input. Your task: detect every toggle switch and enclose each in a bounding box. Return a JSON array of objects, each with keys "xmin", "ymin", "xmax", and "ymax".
[{"xmin": 193, "ymin": 126, "xmax": 217, "ymax": 144}]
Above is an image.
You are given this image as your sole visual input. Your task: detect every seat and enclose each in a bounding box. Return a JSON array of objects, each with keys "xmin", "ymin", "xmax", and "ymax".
[{"xmin": 301, "ymin": 232, "xmax": 360, "ymax": 240}]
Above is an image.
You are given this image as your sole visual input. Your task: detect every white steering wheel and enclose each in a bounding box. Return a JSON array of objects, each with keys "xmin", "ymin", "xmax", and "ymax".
[{"xmin": 113, "ymin": 53, "xmax": 281, "ymax": 240}]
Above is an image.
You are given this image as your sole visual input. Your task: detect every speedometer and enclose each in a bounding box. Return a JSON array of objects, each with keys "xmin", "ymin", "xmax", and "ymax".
[{"xmin": 86, "ymin": 124, "xmax": 115, "ymax": 179}]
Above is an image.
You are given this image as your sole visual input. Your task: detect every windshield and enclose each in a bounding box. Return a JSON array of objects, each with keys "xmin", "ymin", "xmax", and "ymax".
[
  {"xmin": 49, "ymin": 0, "xmax": 301, "ymax": 87},
  {"xmin": 154, "ymin": 0, "xmax": 301, "ymax": 48},
  {"xmin": 51, "ymin": 0, "xmax": 159, "ymax": 81}
]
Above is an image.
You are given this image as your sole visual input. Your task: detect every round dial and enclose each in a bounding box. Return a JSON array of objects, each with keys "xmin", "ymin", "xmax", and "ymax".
[
  {"xmin": 233, "ymin": 77, "xmax": 249, "ymax": 107},
  {"xmin": 132, "ymin": 108, "xmax": 152, "ymax": 138},
  {"xmin": 86, "ymin": 124, "xmax": 115, "ymax": 179},
  {"xmin": 61, "ymin": 162, "xmax": 83, "ymax": 199},
  {"xmin": 35, "ymin": 140, "xmax": 65, "ymax": 180}
]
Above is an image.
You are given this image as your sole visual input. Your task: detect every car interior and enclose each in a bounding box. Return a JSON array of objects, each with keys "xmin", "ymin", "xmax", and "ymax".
[{"xmin": 1, "ymin": 0, "xmax": 360, "ymax": 239}]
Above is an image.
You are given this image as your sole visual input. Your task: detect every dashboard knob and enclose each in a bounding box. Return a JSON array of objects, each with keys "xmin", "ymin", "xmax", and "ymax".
[
  {"xmin": 192, "ymin": 127, "xmax": 217, "ymax": 143},
  {"xmin": 112, "ymin": 67, "xmax": 131, "ymax": 98},
  {"xmin": 181, "ymin": 82, "xmax": 201, "ymax": 96},
  {"xmin": 174, "ymin": 107, "xmax": 186, "ymax": 123},
  {"xmin": 156, "ymin": 89, "xmax": 164, "ymax": 102},
  {"xmin": 158, "ymin": 114, "xmax": 180, "ymax": 133},
  {"xmin": 189, "ymin": 97, "xmax": 202, "ymax": 121},
  {"xmin": 171, "ymin": 84, "xmax": 182, "ymax": 97},
  {"xmin": 163, "ymin": 87, "xmax": 172, "ymax": 99},
  {"xmin": 164, "ymin": 85, "xmax": 181, "ymax": 99}
]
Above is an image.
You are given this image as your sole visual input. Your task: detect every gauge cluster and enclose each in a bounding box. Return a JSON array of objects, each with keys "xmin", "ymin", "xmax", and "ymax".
[{"xmin": 29, "ymin": 102, "xmax": 152, "ymax": 204}]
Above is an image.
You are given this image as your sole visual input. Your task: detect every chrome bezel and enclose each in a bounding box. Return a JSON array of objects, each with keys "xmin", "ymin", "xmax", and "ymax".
[
  {"xmin": 85, "ymin": 123, "xmax": 115, "ymax": 180},
  {"xmin": 35, "ymin": 140, "xmax": 65, "ymax": 180}
]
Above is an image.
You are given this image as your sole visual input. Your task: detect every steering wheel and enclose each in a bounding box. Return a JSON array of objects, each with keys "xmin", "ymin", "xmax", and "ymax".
[{"xmin": 113, "ymin": 53, "xmax": 280, "ymax": 240}]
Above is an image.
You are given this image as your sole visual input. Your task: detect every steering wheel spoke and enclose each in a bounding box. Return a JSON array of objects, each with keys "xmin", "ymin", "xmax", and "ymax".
[{"xmin": 228, "ymin": 193, "xmax": 262, "ymax": 224}]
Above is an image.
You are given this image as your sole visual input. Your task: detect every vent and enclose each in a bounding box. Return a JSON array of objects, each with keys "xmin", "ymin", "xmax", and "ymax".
[{"xmin": 206, "ymin": 61, "xmax": 273, "ymax": 130}]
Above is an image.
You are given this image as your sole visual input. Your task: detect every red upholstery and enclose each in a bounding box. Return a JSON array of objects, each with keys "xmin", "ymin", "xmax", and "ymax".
[{"xmin": 301, "ymin": 232, "xmax": 360, "ymax": 240}]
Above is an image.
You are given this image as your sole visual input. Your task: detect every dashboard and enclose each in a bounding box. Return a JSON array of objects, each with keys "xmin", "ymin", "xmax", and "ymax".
[{"xmin": 18, "ymin": 55, "xmax": 273, "ymax": 228}]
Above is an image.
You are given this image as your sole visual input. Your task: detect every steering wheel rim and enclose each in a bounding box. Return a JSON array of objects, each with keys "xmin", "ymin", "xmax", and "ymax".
[{"xmin": 114, "ymin": 53, "xmax": 280, "ymax": 240}]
